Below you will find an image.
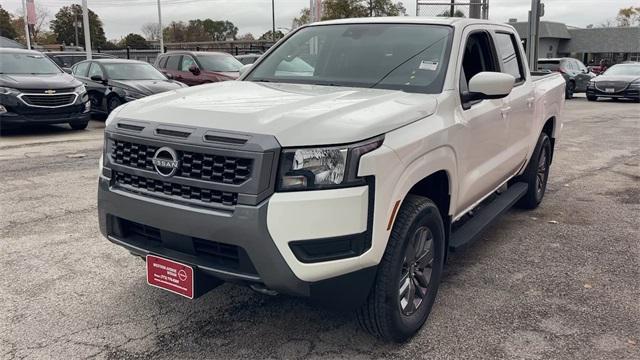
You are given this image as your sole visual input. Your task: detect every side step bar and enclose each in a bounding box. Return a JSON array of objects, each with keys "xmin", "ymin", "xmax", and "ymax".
[{"xmin": 449, "ymin": 182, "xmax": 528, "ymax": 251}]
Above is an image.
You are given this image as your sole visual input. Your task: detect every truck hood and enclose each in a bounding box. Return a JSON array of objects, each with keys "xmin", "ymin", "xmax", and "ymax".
[{"xmin": 116, "ymin": 81, "xmax": 438, "ymax": 146}]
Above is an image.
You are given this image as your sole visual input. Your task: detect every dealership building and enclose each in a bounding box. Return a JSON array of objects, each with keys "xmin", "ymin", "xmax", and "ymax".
[{"xmin": 509, "ymin": 21, "xmax": 640, "ymax": 65}]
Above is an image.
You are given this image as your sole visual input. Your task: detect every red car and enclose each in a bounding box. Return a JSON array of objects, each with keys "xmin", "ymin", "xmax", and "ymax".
[{"xmin": 154, "ymin": 51, "xmax": 242, "ymax": 86}]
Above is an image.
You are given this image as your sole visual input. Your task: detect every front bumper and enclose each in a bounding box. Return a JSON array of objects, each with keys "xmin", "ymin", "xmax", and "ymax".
[
  {"xmin": 98, "ymin": 175, "xmax": 376, "ymax": 306},
  {"xmin": 0, "ymin": 93, "xmax": 90, "ymax": 125},
  {"xmin": 586, "ymin": 84, "xmax": 640, "ymax": 99}
]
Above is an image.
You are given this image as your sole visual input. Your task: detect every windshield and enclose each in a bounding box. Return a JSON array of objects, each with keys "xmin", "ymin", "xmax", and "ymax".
[
  {"xmin": 198, "ymin": 54, "xmax": 243, "ymax": 72},
  {"xmin": 603, "ymin": 65, "xmax": 640, "ymax": 76},
  {"xmin": 246, "ymin": 24, "xmax": 453, "ymax": 93},
  {"xmin": 0, "ymin": 53, "xmax": 61, "ymax": 74},
  {"xmin": 103, "ymin": 63, "xmax": 167, "ymax": 80}
]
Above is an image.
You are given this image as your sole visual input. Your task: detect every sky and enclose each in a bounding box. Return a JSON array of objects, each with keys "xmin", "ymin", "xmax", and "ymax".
[{"xmin": 2, "ymin": 0, "xmax": 638, "ymax": 41}]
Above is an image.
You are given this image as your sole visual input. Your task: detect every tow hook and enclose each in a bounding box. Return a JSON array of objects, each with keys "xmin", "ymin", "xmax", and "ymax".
[{"xmin": 249, "ymin": 283, "xmax": 278, "ymax": 296}]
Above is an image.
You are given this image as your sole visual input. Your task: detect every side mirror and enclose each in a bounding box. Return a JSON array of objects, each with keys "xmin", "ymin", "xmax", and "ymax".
[
  {"xmin": 239, "ymin": 64, "xmax": 252, "ymax": 77},
  {"xmin": 63, "ymin": 67, "xmax": 73, "ymax": 74},
  {"xmin": 164, "ymin": 72, "xmax": 174, "ymax": 80},
  {"xmin": 90, "ymin": 75, "xmax": 105, "ymax": 83},
  {"xmin": 464, "ymin": 72, "xmax": 515, "ymax": 102},
  {"xmin": 188, "ymin": 64, "xmax": 200, "ymax": 75}
]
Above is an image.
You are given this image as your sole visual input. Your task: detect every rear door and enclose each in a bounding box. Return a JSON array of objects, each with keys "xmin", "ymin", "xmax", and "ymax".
[
  {"xmin": 493, "ymin": 30, "xmax": 535, "ymax": 174},
  {"xmin": 454, "ymin": 28, "xmax": 511, "ymax": 213}
]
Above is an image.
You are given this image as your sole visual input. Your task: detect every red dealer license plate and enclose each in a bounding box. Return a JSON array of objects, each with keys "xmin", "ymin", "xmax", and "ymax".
[{"xmin": 146, "ymin": 255, "xmax": 194, "ymax": 299}]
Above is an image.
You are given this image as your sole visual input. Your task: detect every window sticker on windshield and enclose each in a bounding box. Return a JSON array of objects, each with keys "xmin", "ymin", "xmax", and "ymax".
[{"xmin": 419, "ymin": 60, "xmax": 438, "ymax": 71}]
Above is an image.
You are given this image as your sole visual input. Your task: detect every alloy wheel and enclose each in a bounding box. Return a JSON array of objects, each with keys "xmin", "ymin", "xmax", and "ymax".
[{"xmin": 399, "ymin": 226, "xmax": 434, "ymax": 316}]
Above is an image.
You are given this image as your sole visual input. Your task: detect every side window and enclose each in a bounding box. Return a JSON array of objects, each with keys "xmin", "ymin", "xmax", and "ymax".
[
  {"xmin": 494, "ymin": 32, "xmax": 525, "ymax": 83},
  {"xmin": 180, "ymin": 56, "xmax": 197, "ymax": 71},
  {"xmin": 88, "ymin": 62, "xmax": 104, "ymax": 79},
  {"xmin": 50, "ymin": 56, "xmax": 64, "ymax": 67},
  {"xmin": 73, "ymin": 62, "xmax": 90, "ymax": 77},
  {"xmin": 461, "ymin": 31, "xmax": 499, "ymax": 91},
  {"xmin": 158, "ymin": 56, "xmax": 168, "ymax": 68},
  {"xmin": 165, "ymin": 55, "xmax": 181, "ymax": 70}
]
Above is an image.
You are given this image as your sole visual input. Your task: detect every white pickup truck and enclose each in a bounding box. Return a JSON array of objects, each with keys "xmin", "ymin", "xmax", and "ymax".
[{"xmin": 98, "ymin": 17, "xmax": 565, "ymax": 341}]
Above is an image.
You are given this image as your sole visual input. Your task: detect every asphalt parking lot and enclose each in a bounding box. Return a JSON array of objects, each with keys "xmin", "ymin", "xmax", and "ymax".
[{"xmin": 1, "ymin": 96, "xmax": 639, "ymax": 360}]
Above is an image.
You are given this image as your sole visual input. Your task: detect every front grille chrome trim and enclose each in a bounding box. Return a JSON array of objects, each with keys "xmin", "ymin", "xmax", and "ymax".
[{"xmin": 17, "ymin": 92, "xmax": 79, "ymax": 108}]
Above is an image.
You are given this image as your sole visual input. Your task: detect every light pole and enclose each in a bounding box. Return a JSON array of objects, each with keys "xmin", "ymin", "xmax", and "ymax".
[
  {"xmin": 82, "ymin": 0, "xmax": 92, "ymax": 59},
  {"xmin": 271, "ymin": 0, "xmax": 276, "ymax": 41},
  {"xmin": 157, "ymin": 0, "xmax": 164, "ymax": 53},
  {"xmin": 74, "ymin": 11, "xmax": 79, "ymax": 47},
  {"xmin": 22, "ymin": 0, "xmax": 31, "ymax": 49}
]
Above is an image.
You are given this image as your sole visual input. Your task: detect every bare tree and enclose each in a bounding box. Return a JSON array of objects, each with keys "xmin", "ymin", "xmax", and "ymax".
[
  {"xmin": 14, "ymin": 2, "xmax": 51, "ymax": 42},
  {"xmin": 141, "ymin": 22, "xmax": 161, "ymax": 41}
]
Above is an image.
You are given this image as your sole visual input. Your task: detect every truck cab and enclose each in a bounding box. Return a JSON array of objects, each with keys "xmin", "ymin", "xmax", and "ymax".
[{"xmin": 98, "ymin": 18, "xmax": 565, "ymax": 342}]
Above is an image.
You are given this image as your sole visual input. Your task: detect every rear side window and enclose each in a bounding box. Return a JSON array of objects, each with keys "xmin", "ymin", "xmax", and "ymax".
[
  {"xmin": 495, "ymin": 32, "xmax": 525, "ymax": 82},
  {"xmin": 73, "ymin": 62, "xmax": 90, "ymax": 77},
  {"xmin": 158, "ymin": 56, "xmax": 168, "ymax": 68},
  {"xmin": 165, "ymin": 55, "xmax": 181, "ymax": 70}
]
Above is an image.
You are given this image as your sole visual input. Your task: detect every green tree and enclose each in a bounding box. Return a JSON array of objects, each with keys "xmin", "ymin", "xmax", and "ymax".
[
  {"xmin": 437, "ymin": 9, "xmax": 465, "ymax": 17},
  {"xmin": 119, "ymin": 33, "xmax": 148, "ymax": 49},
  {"xmin": 0, "ymin": 5, "xmax": 18, "ymax": 40},
  {"xmin": 321, "ymin": 0, "xmax": 405, "ymax": 20},
  {"xmin": 616, "ymin": 6, "xmax": 640, "ymax": 27},
  {"xmin": 259, "ymin": 30, "xmax": 284, "ymax": 41},
  {"xmin": 292, "ymin": 8, "xmax": 311, "ymax": 28},
  {"xmin": 50, "ymin": 4, "xmax": 107, "ymax": 47}
]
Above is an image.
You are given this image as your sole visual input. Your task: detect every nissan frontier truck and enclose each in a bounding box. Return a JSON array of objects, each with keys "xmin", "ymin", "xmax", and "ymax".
[{"xmin": 98, "ymin": 17, "xmax": 565, "ymax": 342}]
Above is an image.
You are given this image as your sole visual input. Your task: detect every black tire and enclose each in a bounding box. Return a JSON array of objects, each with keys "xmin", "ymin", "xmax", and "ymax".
[
  {"xmin": 587, "ymin": 95, "xmax": 598, "ymax": 101},
  {"xmin": 565, "ymin": 81, "xmax": 574, "ymax": 99},
  {"xmin": 516, "ymin": 132, "xmax": 551, "ymax": 209},
  {"xmin": 107, "ymin": 96, "xmax": 123, "ymax": 114},
  {"xmin": 356, "ymin": 195, "xmax": 445, "ymax": 342},
  {"xmin": 69, "ymin": 121, "xmax": 88, "ymax": 130},
  {"xmin": 88, "ymin": 92, "xmax": 101, "ymax": 111}
]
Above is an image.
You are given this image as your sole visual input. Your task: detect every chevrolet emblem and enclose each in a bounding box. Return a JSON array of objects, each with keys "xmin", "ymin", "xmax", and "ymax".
[{"xmin": 44, "ymin": 89, "xmax": 56, "ymax": 94}]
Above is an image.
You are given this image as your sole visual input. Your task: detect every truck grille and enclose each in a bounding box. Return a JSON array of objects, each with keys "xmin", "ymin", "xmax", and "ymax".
[
  {"xmin": 20, "ymin": 93, "xmax": 77, "ymax": 107},
  {"xmin": 111, "ymin": 139, "xmax": 253, "ymax": 185},
  {"xmin": 113, "ymin": 171, "xmax": 238, "ymax": 206}
]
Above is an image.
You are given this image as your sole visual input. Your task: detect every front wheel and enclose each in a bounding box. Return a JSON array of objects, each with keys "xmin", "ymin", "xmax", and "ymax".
[
  {"xmin": 356, "ymin": 195, "xmax": 445, "ymax": 342},
  {"xmin": 565, "ymin": 81, "xmax": 575, "ymax": 99},
  {"xmin": 587, "ymin": 95, "xmax": 598, "ymax": 101},
  {"xmin": 107, "ymin": 96, "xmax": 123, "ymax": 114},
  {"xmin": 69, "ymin": 121, "xmax": 88, "ymax": 130}
]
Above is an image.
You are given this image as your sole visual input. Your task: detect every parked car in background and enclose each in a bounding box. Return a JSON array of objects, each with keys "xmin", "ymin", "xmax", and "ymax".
[
  {"xmin": 235, "ymin": 53, "xmax": 262, "ymax": 65},
  {"xmin": 586, "ymin": 63, "xmax": 640, "ymax": 102},
  {"xmin": 0, "ymin": 48, "xmax": 90, "ymax": 130},
  {"xmin": 154, "ymin": 51, "xmax": 242, "ymax": 86},
  {"xmin": 538, "ymin": 58, "xmax": 595, "ymax": 99},
  {"xmin": 71, "ymin": 59, "xmax": 187, "ymax": 115},
  {"xmin": 45, "ymin": 51, "xmax": 116, "ymax": 70}
]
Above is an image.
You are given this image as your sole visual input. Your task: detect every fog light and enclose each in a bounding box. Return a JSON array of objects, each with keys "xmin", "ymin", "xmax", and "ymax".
[
  {"xmin": 84, "ymin": 101, "xmax": 91, "ymax": 113},
  {"xmin": 0, "ymin": 105, "xmax": 6, "ymax": 114}
]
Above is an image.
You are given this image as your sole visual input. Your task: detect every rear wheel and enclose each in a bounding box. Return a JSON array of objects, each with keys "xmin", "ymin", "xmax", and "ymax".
[
  {"xmin": 356, "ymin": 195, "xmax": 445, "ymax": 342},
  {"xmin": 565, "ymin": 81, "xmax": 575, "ymax": 99},
  {"xmin": 516, "ymin": 132, "xmax": 551, "ymax": 209},
  {"xmin": 107, "ymin": 96, "xmax": 123, "ymax": 114}
]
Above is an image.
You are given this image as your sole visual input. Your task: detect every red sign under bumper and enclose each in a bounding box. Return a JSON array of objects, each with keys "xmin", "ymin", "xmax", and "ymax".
[{"xmin": 146, "ymin": 255, "xmax": 194, "ymax": 299}]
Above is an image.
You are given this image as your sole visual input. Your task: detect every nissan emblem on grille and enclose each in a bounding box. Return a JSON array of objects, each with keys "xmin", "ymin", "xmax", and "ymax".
[{"xmin": 152, "ymin": 147, "xmax": 180, "ymax": 177}]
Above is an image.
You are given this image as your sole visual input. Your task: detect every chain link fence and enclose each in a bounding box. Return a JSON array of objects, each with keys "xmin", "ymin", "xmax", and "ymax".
[{"xmin": 416, "ymin": 0, "xmax": 489, "ymax": 19}]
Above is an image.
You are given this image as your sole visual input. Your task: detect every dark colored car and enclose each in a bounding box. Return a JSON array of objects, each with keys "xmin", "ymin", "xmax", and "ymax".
[
  {"xmin": 45, "ymin": 51, "xmax": 116, "ymax": 70},
  {"xmin": 538, "ymin": 58, "xmax": 595, "ymax": 99},
  {"xmin": 154, "ymin": 51, "xmax": 242, "ymax": 86},
  {"xmin": 235, "ymin": 54, "xmax": 262, "ymax": 65},
  {"xmin": 0, "ymin": 48, "xmax": 90, "ymax": 130},
  {"xmin": 586, "ymin": 63, "xmax": 640, "ymax": 102},
  {"xmin": 71, "ymin": 59, "xmax": 187, "ymax": 115}
]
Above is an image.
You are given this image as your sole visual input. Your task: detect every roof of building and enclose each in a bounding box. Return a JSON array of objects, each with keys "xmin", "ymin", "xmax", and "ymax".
[
  {"xmin": 0, "ymin": 36, "xmax": 25, "ymax": 49},
  {"xmin": 560, "ymin": 27, "xmax": 640, "ymax": 53},
  {"xmin": 510, "ymin": 21, "xmax": 572, "ymax": 39}
]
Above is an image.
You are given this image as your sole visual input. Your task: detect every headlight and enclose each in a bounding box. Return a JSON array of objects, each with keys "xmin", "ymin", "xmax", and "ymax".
[
  {"xmin": 0, "ymin": 87, "xmax": 19, "ymax": 95},
  {"xmin": 630, "ymin": 80, "xmax": 640, "ymax": 88},
  {"xmin": 74, "ymin": 85, "xmax": 86, "ymax": 95},
  {"xmin": 277, "ymin": 137, "xmax": 383, "ymax": 191}
]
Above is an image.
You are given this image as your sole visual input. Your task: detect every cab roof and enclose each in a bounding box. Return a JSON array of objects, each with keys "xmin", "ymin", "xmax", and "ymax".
[{"xmin": 311, "ymin": 16, "xmax": 496, "ymax": 27}]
